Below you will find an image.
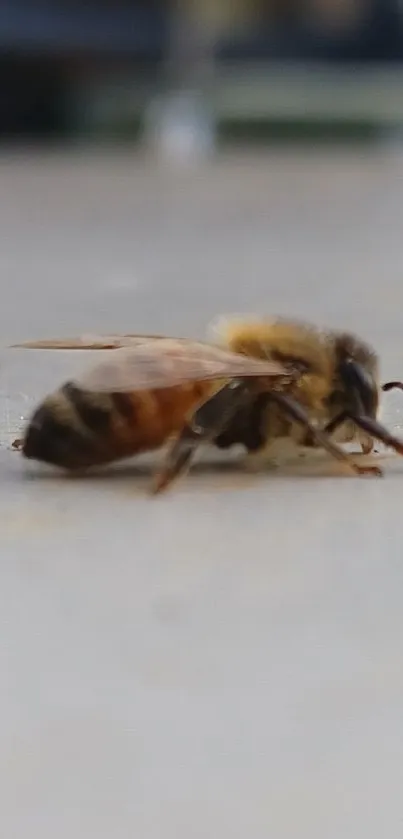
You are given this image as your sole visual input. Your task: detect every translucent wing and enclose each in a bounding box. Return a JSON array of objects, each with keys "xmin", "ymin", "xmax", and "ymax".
[
  {"xmin": 69, "ymin": 338, "xmax": 290, "ymax": 392},
  {"xmin": 11, "ymin": 333, "xmax": 174, "ymax": 350}
]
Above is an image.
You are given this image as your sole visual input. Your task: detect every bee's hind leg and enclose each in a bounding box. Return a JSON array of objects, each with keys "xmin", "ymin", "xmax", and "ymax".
[{"xmin": 152, "ymin": 380, "xmax": 252, "ymax": 495}]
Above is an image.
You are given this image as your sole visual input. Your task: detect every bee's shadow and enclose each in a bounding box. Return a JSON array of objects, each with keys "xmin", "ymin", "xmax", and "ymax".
[
  {"xmin": 20, "ymin": 452, "xmax": 242, "ymax": 483},
  {"xmin": 17, "ymin": 447, "xmax": 394, "ymax": 487}
]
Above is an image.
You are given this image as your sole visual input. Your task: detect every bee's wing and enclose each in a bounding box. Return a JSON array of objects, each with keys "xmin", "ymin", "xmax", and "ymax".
[
  {"xmin": 10, "ymin": 333, "xmax": 175, "ymax": 350},
  {"xmin": 71, "ymin": 339, "xmax": 289, "ymax": 392}
]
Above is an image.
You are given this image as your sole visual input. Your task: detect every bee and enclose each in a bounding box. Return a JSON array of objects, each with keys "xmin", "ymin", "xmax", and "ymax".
[
  {"xmin": 204, "ymin": 315, "xmax": 403, "ymax": 470},
  {"xmin": 11, "ymin": 328, "xmax": 381, "ymax": 494}
]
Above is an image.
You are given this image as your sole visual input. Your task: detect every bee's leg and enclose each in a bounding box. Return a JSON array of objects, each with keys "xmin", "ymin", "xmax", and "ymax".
[
  {"xmin": 340, "ymin": 414, "xmax": 403, "ymax": 460},
  {"xmin": 269, "ymin": 392, "xmax": 382, "ymax": 476},
  {"xmin": 301, "ymin": 411, "xmax": 349, "ymax": 448},
  {"xmin": 323, "ymin": 411, "xmax": 374, "ymax": 455},
  {"xmin": 152, "ymin": 426, "xmax": 202, "ymax": 494},
  {"xmin": 305, "ymin": 360, "xmax": 379, "ymax": 454},
  {"xmin": 215, "ymin": 392, "xmax": 272, "ymax": 453},
  {"xmin": 322, "ymin": 411, "xmax": 349, "ymax": 435},
  {"xmin": 382, "ymin": 381, "xmax": 403, "ymax": 393},
  {"xmin": 319, "ymin": 411, "xmax": 373, "ymax": 455},
  {"xmin": 152, "ymin": 381, "xmax": 252, "ymax": 494}
]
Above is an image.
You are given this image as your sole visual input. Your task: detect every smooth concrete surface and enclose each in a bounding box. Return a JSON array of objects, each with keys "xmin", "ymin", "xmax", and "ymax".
[{"xmin": 1, "ymin": 147, "xmax": 403, "ymax": 838}]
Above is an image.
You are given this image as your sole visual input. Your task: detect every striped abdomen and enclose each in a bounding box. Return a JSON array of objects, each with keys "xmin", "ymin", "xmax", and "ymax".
[{"xmin": 22, "ymin": 379, "xmax": 214, "ymax": 470}]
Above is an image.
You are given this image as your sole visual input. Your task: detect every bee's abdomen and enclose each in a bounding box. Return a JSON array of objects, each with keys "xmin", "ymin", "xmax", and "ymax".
[
  {"xmin": 22, "ymin": 380, "xmax": 212, "ymax": 469},
  {"xmin": 62, "ymin": 382, "xmax": 112, "ymax": 432},
  {"xmin": 23, "ymin": 393, "xmax": 95, "ymax": 470}
]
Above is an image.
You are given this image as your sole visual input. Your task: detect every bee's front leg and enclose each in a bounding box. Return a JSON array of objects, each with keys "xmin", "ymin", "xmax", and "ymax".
[
  {"xmin": 269, "ymin": 392, "xmax": 382, "ymax": 477},
  {"xmin": 151, "ymin": 380, "xmax": 252, "ymax": 494}
]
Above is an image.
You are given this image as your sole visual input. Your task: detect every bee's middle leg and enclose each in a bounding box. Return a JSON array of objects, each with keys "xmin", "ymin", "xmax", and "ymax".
[{"xmin": 152, "ymin": 381, "xmax": 252, "ymax": 494}]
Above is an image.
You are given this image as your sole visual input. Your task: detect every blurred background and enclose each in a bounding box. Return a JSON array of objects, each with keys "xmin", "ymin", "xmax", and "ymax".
[
  {"xmin": 2, "ymin": 0, "xmax": 403, "ymax": 378},
  {"xmin": 1, "ymin": 0, "xmax": 403, "ymax": 146}
]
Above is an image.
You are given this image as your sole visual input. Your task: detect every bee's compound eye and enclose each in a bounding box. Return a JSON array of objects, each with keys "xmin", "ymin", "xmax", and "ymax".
[{"xmin": 340, "ymin": 359, "xmax": 378, "ymax": 417}]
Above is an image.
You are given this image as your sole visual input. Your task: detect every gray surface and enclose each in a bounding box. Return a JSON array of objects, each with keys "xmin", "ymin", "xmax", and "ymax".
[{"xmin": 1, "ymin": 147, "xmax": 403, "ymax": 838}]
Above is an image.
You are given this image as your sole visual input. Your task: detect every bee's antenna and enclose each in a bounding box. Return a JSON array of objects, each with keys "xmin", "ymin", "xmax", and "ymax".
[{"xmin": 382, "ymin": 381, "xmax": 403, "ymax": 393}]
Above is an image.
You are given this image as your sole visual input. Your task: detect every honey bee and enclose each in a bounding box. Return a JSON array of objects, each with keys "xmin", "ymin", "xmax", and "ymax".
[
  {"xmin": 205, "ymin": 315, "xmax": 403, "ymax": 470},
  {"xmin": 11, "ymin": 327, "xmax": 382, "ymax": 494}
]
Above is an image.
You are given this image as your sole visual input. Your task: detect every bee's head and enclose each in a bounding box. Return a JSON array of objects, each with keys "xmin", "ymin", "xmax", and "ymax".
[{"xmin": 333, "ymin": 332, "xmax": 379, "ymax": 417}]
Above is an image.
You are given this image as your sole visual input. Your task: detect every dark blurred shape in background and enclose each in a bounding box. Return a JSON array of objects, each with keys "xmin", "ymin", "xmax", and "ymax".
[{"xmin": 0, "ymin": 0, "xmax": 402, "ymax": 143}]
